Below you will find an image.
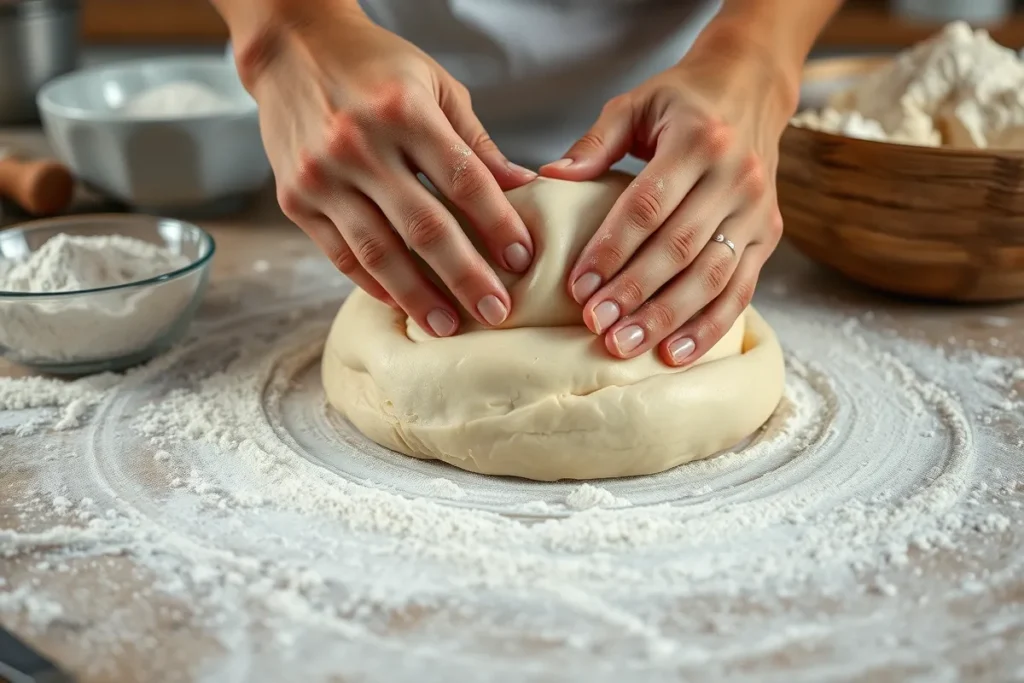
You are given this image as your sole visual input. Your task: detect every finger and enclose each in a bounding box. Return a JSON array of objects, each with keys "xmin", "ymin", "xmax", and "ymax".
[
  {"xmin": 568, "ymin": 123, "xmax": 740, "ymax": 307},
  {"xmin": 579, "ymin": 180, "xmax": 736, "ymax": 335},
  {"xmin": 321, "ymin": 192, "xmax": 462, "ymax": 338},
  {"xmin": 277, "ymin": 185, "xmax": 395, "ymax": 305},
  {"xmin": 658, "ymin": 241, "xmax": 772, "ymax": 367},
  {"xmin": 602, "ymin": 217, "xmax": 749, "ymax": 359},
  {"xmin": 360, "ymin": 171, "xmax": 513, "ymax": 328},
  {"xmin": 404, "ymin": 106, "xmax": 535, "ymax": 274},
  {"xmin": 438, "ymin": 80, "xmax": 537, "ymax": 189},
  {"xmin": 539, "ymin": 95, "xmax": 634, "ymax": 180}
]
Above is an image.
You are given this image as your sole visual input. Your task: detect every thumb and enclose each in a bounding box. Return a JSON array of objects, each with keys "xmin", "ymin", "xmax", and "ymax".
[
  {"xmin": 439, "ymin": 80, "xmax": 537, "ymax": 190},
  {"xmin": 539, "ymin": 97, "xmax": 634, "ymax": 180}
]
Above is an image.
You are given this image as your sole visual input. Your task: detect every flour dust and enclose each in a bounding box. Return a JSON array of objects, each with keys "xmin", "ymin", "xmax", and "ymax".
[{"xmin": 0, "ymin": 255, "xmax": 1022, "ymax": 683}]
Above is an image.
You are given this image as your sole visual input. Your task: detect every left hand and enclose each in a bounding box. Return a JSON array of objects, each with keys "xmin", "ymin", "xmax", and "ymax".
[{"xmin": 540, "ymin": 34, "xmax": 796, "ymax": 367}]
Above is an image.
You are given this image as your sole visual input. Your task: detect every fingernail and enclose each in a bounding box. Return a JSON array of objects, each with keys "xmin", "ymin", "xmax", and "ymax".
[
  {"xmin": 503, "ymin": 242, "xmax": 532, "ymax": 273},
  {"xmin": 507, "ymin": 161, "xmax": 537, "ymax": 179},
  {"xmin": 612, "ymin": 325, "xmax": 645, "ymax": 355},
  {"xmin": 477, "ymin": 294, "xmax": 508, "ymax": 326},
  {"xmin": 543, "ymin": 158, "xmax": 574, "ymax": 170},
  {"xmin": 571, "ymin": 272, "xmax": 601, "ymax": 303},
  {"xmin": 427, "ymin": 309, "xmax": 457, "ymax": 337},
  {"xmin": 668, "ymin": 337, "xmax": 695, "ymax": 364},
  {"xmin": 592, "ymin": 300, "xmax": 620, "ymax": 333}
]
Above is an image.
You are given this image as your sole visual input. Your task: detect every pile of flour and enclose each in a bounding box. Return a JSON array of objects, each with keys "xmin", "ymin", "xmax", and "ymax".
[
  {"xmin": 0, "ymin": 233, "xmax": 194, "ymax": 364},
  {"xmin": 792, "ymin": 21, "xmax": 1024, "ymax": 148},
  {"xmin": 120, "ymin": 81, "xmax": 242, "ymax": 118}
]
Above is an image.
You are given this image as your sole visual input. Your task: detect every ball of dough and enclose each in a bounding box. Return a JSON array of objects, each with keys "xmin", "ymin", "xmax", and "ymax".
[{"xmin": 323, "ymin": 172, "xmax": 785, "ymax": 481}]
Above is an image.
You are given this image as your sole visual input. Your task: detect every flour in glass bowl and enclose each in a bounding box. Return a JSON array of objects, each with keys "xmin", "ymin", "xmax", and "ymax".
[
  {"xmin": 0, "ymin": 233, "xmax": 193, "ymax": 364},
  {"xmin": 0, "ymin": 256, "xmax": 1021, "ymax": 682}
]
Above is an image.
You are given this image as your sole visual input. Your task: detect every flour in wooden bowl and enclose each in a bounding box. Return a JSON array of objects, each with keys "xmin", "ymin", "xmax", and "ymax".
[{"xmin": 792, "ymin": 21, "xmax": 1024, "ymax": 148}]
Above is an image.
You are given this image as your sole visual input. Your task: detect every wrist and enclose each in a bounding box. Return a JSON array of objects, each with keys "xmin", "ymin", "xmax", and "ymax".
[
  {"xmin": 685, "ymin": 19, "xmax": 801, "ymax": 122},
  {"xmin": 214, "ymin": 0, "xmax": 369, "ymax": 91}
]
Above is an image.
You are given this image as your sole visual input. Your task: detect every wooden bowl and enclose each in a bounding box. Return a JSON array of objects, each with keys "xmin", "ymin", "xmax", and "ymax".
[{"xmin": 778, "ymin": 56, "xmax": 1024, "ymax": 303}]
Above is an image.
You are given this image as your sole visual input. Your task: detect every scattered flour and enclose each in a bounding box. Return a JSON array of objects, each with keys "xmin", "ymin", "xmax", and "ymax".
[
  {"xmin": 792, "ymin": 21, "xmax": 1024, "ymax": 148},
  {"xmin": 120, "ymin": 81, "xmax": 241, "ymax": 118},
  {"xmin": 422, "ymin": 477, "xmax": 466, "ymax": 500},
  {"xmin": 0, "ymin": 258, "xmax": 1021, "ymax": 682},
  {"xmin": 0, "ymin": 233, "xmax": 196, "ymax": 364},
  {"xmin": 565, "ymin": 484, "xmax": 632, "ymax": 510}
]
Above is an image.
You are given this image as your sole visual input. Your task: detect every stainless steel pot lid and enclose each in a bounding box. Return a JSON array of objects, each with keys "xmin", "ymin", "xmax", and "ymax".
[{"xmin": 0, "ymin": 0, "xmax": 80, "ymax": 18}]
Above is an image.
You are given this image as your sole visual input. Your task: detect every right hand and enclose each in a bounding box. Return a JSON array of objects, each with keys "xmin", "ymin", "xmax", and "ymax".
[{"xmin": 234, "ymin": 3, "xmax": 536, "ymax": 337}]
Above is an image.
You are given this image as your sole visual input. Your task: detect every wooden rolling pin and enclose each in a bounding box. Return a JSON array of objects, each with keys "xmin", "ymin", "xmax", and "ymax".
[{"xmin": 0, "ymin": 153, "xmax": 75, "ymax": 216}]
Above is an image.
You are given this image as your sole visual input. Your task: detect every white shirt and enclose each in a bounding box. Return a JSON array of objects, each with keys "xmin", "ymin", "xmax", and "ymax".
[{"xmin": 358, "ymin": 0, "xmax": 721, "ymax": 170}]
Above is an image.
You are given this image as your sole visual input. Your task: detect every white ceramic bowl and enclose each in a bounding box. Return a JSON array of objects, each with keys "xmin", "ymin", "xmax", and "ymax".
[{"xmin": 36, "ymin": 56, "xmax": 271, "ymax": 217}]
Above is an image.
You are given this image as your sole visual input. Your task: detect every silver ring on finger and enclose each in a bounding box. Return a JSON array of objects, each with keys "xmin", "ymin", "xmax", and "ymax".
[{"xmin": 712, "ymin": 232, "xmax": 736, "ymax": 254}]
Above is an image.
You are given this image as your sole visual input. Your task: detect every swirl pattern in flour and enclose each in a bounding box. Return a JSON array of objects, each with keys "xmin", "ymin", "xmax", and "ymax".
[{"xmin": 1, "ymin": 260, "xmax": 1021, "ymax": 683}]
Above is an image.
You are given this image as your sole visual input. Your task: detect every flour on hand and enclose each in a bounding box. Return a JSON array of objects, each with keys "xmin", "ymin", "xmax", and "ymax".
[{"xmin": 792, "ymin": 21, "xmax": 1024, "ymax": 148}]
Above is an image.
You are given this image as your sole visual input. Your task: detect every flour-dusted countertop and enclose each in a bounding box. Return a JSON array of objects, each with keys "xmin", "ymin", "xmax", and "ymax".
[{"xmin": 1, "ymin": 128, "xmax": 1023, "ymax": 683}]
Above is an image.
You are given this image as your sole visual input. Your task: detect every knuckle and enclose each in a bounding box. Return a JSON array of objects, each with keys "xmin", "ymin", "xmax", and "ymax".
[
  {"xmin": 663, "ymin": 225, "xmax": 699, "ymax": 266},
  {"xmin": 575, "ymin": 131, "xmax": 609, "ymax": 155},
  {"xmin": 624, "ymin": 183, "xmax": 664, "ymax": 234},
  {"xmin": 733, "ymin": 277, "xmax": 757, "ymax": 310},
  {"xmin": 693, "ymin": 117, "xmax": 732, "ymax": 162},
  {"xmin": 469, "ymin": 131, "xmax": 498, "ymax": 156},
  {"xmin": 276, "ymin": 186, "xmax": 306, "ymax": 221},
  {"xmin": 448, "ymin": 160, "xmax": 490, "ymax": 204},
  {"xmin": 486, "ymin": 207, "xmax": 520, "ymax": 239},
  {"xmin": 353, "ymin": 233, "xmax": 392, "ymax": 271},
  {"xmin": 640, "ymin": 299, "xmax": 676, "ymax": 334},
  {"xmin": 769, "ymin": 208, "xmax": 785, "ymax": 240},
  {"xmin": 699, "ymin": 254, "xmax": 733, "ymax": 294},
  {"xmin": 325, "ymin": 241, "xmax": 360, "ymax": 274},
  {"xmin": 296, "ymin": 153, "xmax": 327, "ymax": 193},
  {"xmin": 586, "ymin": 241, "xmax": 628, "ymax": 274},
  {"xmin": 615, "ymin": 276, "xmax": 647, "ymax": 310},
  {"xmin": 325, "ymin": 113, "xmax": 369, "ymax": 163},
  {"xmin": 446, "ymin": 267, "xmax": 479, "ymax": 299},
  {"xmin": 736, "ymin": 153, "xmax": 767, "ymax": 200},
  {"xmin": 600, "ymin": 94, "xmax": 629, "ymax": 117},
  {"xmin": 403, "ymin": 206, "xmax": 451, "ymax": 252},
  {"xmin": 372, "ymin": 80, "xmax": 419, "ymax": 125},
  {"xmin": 698, "ymin": 317, "xmax": 726, "ymax": 345}
]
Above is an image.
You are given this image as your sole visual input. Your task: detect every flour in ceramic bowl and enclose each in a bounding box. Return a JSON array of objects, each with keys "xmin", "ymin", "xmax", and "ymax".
[
  {"xmin": 0, "ymin": 233, "xmax": 194, "ymax": 364},
  {"xmin": 120, "ymin": 81, "xmax": 243, "ymax": 118}
]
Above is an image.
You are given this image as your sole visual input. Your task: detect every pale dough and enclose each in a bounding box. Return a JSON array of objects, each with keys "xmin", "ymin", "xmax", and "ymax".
[{"xmin": 323, "ymin": 172, "xmax": 785, "ymax": 481}]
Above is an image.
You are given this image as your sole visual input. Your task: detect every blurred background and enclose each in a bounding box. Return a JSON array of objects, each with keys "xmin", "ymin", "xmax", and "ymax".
[{"xmin": 72, "ymin": 0, "xmax": 1024, "ymax": 59}]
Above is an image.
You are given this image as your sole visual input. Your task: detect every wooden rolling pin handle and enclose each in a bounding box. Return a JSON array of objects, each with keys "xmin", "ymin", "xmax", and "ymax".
[{"xmin": 0, "ymin": 156, "xmax": 75, "ymax": 216}]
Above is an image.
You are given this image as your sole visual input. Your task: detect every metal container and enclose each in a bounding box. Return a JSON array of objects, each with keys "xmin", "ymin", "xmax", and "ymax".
[{"xmin": 0, "ymin": 0, "xmax": 80, "ymax": 124}]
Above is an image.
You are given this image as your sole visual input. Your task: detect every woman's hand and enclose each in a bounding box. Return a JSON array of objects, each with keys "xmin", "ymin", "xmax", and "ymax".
[
  {"xmin": 231, "ymin": 1, "xmax": 537, "ymax": 337},
  {"xmin": 540, "ymin": 27, "xmax": 798, "ymax": 367}
]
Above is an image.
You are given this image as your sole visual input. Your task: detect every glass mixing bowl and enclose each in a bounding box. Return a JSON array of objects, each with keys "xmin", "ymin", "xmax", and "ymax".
[{"xmin": 0, "ymin": 214, "xmax": 215, "ymax": 374}]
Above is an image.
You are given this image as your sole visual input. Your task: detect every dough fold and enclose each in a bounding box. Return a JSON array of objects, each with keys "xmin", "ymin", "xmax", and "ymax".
[{"xmin": 323, "ymin": 173, "xmax": 785, "ymax": 481}]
